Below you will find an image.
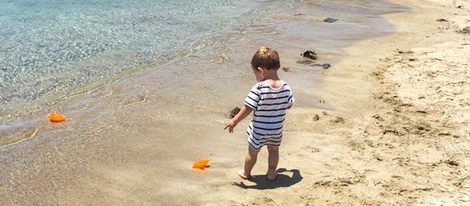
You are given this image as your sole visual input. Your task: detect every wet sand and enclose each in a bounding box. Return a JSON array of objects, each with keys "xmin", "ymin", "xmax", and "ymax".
[{"xmin": 1, "ymin": 0, "xmax": 469, "ymax": 205}]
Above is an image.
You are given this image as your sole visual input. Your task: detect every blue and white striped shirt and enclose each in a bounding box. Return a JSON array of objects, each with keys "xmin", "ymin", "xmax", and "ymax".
[{"xmin": 244, "ymin": 81, "xmax": 294, "ymax": 150}]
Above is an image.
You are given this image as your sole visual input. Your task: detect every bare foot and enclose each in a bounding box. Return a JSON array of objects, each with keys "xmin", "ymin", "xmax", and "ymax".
[
  {"xmin": 237, "ymin": 170, "xmax": 251, "ymax": 180},
  {"xmin": 266, "ymin": 169, "xmax": 277, "ymax": 181}
]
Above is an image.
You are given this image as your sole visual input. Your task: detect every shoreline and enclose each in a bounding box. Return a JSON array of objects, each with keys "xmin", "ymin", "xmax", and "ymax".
[
  {"xmin": 1, "ymin": 0, "xmax": 469, "ymax": 205},
  {"xmin": 0, "ymin": 0, "xmax": 403, "ymax": 148},
  {"xmin": 0, "ymin": 1, "xmax": 403, "ymax": 153}
]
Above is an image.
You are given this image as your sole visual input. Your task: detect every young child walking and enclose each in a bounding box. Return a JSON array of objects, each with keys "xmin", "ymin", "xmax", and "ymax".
[{"xmin": 224, "ymin": 46, "xmax": 294, "ymax": 181}]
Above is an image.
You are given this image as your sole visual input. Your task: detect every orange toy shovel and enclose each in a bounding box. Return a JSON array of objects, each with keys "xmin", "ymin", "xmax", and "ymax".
[{"xmin": 193, "ymin": 158, "xmax": 210, "ymax": 174}]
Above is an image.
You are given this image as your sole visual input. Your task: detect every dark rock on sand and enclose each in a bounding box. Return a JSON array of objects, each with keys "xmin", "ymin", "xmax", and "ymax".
[
  {"xmin": 309, "ymin": 63, "xmax": 331, "ymax": 69},
  {"xmin": 301, "ymin": 50, "xmax": 318, "ymax": 60},
  {"xmin": 323, "ymin": 17, "xmax": 338, "ymax": 23},
  {"xmin": 298, "ymin": 50, "xmax": 332, "ymax": 70},
  {"xmin": 229, "ymin": 107, "xmax": 240, "ymax": 118},
  {"xmin": 436, "ymin": 18, "xmax": 448, "ymax": 22},
  {"xmin": 297, "ymin": 50, "xmax": 331, "ymax": 69},
  {"xmin": 321, "ymin": 63, "xmax": 331, "ymax": 69}
]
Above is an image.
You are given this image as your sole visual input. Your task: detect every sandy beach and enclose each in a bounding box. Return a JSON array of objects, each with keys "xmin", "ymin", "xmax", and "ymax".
[
  {"xmin": 284, "ymin": 0, "xmax": 470, "ymax": 204},
  {"xmin": 1, "ymin": 0, "xmax": 469, "ymax": 205}
]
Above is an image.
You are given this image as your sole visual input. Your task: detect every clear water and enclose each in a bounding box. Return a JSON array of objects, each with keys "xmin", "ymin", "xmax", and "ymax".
[{"xmin": 0, "ymin": 0, "xmax": 271, "ymax": 116}]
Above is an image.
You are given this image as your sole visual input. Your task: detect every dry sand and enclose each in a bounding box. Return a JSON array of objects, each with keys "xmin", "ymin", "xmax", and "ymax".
[
  {"xmin": 213, "ymin": 0, "xmax": 470, "ymax": 205},
  {"xmin": 1, "ymin": 0, "xmax": 469, "ymax": 205}
]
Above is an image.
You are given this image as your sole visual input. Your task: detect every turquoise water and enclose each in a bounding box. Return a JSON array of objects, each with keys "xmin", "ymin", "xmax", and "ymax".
[{"xmin": 0, "ymin": 0, "xmax": 271, "ymax": 116}]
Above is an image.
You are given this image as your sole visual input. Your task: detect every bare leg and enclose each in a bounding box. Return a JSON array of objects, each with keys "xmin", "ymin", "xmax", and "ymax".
[
  {"xmin": 267, "ymin": 145, "xmax": 279, "ymax": 181},
  {"xmin": 238, "ymin": 146, "xmax": 259, "ymax": 179}
]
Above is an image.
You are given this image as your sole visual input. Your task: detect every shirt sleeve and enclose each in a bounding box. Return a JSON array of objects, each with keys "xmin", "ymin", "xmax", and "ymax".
[
  {"xmin": 244, "ymin": 84, "xmax": 261, "ymax": 110},
  {"xmin": 287, "ymin": 92, "xmax": 295, "ymax": 109}
]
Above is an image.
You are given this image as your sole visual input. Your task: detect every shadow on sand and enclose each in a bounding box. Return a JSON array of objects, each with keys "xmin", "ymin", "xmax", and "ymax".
[{"xmin": 231, "ymin": 168, "xmax": 302, "ymax": 190}]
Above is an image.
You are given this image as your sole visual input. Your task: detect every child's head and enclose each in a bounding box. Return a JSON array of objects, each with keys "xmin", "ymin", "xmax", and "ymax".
[{"xmin": 251, "ymin": 46, "xmax": 280, "ymax": 81}]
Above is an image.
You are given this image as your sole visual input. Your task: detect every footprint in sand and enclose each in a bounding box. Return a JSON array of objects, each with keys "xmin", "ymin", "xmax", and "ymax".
[
  {"xmin": 302, "ymin": 145, "xmax": 320, "ymax": 153},
  {"xmin": 122, "ymin": 90, "xmax": 150, "ymax": 107},
  {"xmin": 123, "ymin": 95, "xmax": 148, "ymax": 107}
]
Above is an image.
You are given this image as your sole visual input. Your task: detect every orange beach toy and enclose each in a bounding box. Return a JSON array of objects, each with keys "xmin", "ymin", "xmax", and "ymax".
[
  {"xmin": 193, "ymin": 158, "xmax": 210, "ymax": 170},
  {"xmin": 49, "ymin": 112, "xmax": 65, "ymax": 123}
]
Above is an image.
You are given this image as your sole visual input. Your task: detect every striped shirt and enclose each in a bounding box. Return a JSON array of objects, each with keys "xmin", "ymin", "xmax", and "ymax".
[{"xmin": 244, "ymin": 81, "xmax": 294, "ymax": 150}]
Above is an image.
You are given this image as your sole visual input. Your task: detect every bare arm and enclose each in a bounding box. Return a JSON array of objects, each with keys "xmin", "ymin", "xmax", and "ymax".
[{"xmin": 224, "ymin": 105, "xmax": 253, "ymax": 133}]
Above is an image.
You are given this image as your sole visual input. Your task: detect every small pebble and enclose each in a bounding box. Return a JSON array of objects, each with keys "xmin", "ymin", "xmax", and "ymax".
[
  {"xmin": 302, "ymin": 50, "xmax": 317, "ymax": 60},
  {"xmin": 323, "ymin": 17, "xmax": 338, "ymax": 23},
  {"xmin": 322, "ymin": 63, "xmax": 331, "ymax": 69}
]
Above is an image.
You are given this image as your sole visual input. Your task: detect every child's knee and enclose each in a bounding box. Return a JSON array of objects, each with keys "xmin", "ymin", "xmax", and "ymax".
[
  {"xmin": 248, "ymin": 146, "xmax": 260, "ymax": 155},
  {"xmin": 267, "ymin": 145, "xmax": 279, "ymax": 153}
]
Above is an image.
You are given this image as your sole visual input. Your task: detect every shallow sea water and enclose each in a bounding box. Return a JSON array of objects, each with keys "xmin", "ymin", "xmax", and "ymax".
[{"xmin": 0, "ymin": 0, "xmax": 272, "ymax": 116}]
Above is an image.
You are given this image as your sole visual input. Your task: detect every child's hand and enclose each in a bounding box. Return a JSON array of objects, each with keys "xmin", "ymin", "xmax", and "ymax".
[{"xmin": 224, "ymin": 119, "xmax": 237, "ymax": 133}]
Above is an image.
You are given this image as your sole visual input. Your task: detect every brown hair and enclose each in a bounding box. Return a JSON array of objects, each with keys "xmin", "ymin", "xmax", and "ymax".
[{"xmin": 251, "ymin": 46, "xmax": 280, "ymax": 70}]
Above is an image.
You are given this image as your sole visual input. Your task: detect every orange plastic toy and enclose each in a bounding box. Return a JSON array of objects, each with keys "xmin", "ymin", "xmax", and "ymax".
[
  {"xmin": 49, "ymin": 112, "xmax": 65, "ymax": 123},
  {"xmin": 192, "ymin": 158, "xmax": 210, "ymax": 170}
]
